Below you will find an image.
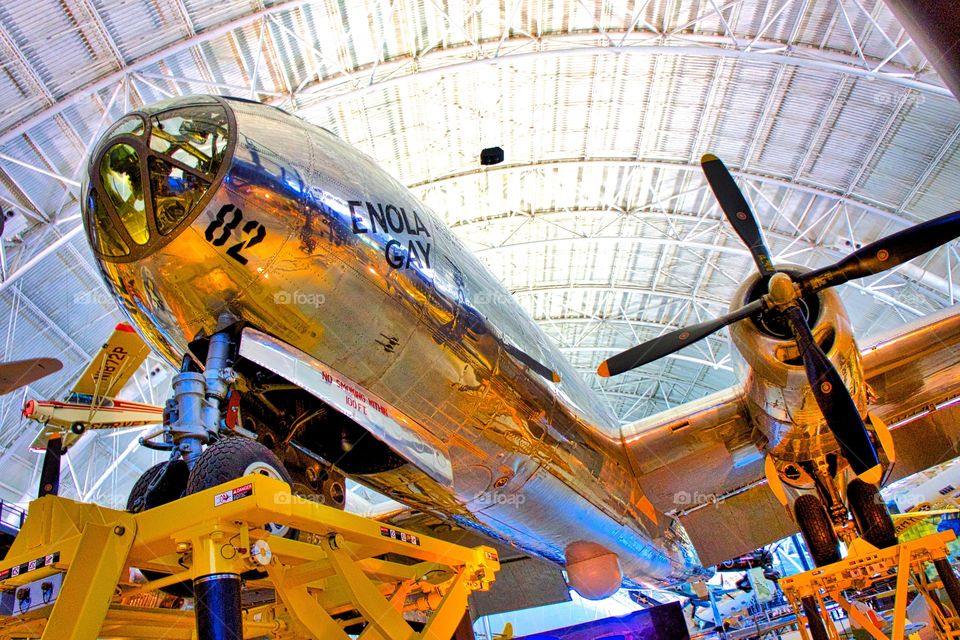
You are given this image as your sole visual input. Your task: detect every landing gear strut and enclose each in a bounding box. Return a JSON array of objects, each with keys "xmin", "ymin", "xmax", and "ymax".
[
  {"xmin": 139, "ymin": 323, "xmax": 238, "ymax": 468},
  {"xmin": 800, "ymin": 596, "xmax": 829, "ymax": 640}
]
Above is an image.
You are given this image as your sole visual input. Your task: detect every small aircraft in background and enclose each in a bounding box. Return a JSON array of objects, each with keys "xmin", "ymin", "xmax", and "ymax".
[
  {"xmin": 22, "ymin": 323, "xmax": 162, "ymax": 453},
  {"xmin": 0, "ymin": 358, "xmax": 62, "ymax": 396}
]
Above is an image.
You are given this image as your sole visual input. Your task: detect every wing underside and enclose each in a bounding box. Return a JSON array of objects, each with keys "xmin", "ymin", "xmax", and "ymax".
[
  {"xmin": 0, "ymin": 358, "xmax": 62, "ymax": 395},
  {"xmin": 71, "ymin": 323, "xmax": 151, "ymax": 399}
]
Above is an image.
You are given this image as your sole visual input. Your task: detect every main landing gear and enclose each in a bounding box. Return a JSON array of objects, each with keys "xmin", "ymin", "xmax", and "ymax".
[
  {"xmin": 791, "ymin": 471, "xmax": 910, "ymax": 639},
  {"xmin": 781, "ymin": 530, "xmax": 960, "ymax": 640},
  {"xmin": 793, "ymin": 460, "xmax": 898, "ymax": 570}
]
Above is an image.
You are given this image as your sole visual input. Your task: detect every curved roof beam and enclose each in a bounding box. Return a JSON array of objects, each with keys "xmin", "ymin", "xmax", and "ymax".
[
  {"xmin": 292, "ymin": 32, "xmax": 950, "ymax": 114},
  {"xmin": 0, "ymin": 0, "xmax": 308, "ymax": 146},
  {"xmin": 563, "ymin": 345, "xmax": 735, "ymax": 373},
  {"xmin": 512, "ymin": 283, "xmax": 732, "ymax": 308},
  {"xmin": 459, "ymin": 207, "xmax": 958, "ymax": 302},
  {"xmin": 6, "ymin": 23, "xmax": 946, "ymax": 147},
  {"xmin": 482, "ymin": 235, "xmax": 947, "ymax": 314},
  {"xmin": 533, "ymin": 316, "xmax": 736, "ymax": 371},
  {"xmin": 411, "ymin": 159, "xmax": 920, "ymax": 227},
  {"xmin": 454, "ymin": 207, "xmax": 848, "ymax": 261}
]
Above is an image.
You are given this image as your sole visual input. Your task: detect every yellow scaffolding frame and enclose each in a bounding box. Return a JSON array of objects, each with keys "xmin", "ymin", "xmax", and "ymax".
[
  {"xmin": 780, "ymin": 531, "xmax": 960, "ymax": 640},
  {"xmin": 0, "ymin": 474, "xmax": 500, "ymax": 639}
]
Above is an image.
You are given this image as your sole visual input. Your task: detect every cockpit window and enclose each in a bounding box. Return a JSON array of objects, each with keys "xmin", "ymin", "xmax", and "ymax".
[
  {"xmin": 100, "ymin": 143, "xmax": 149, "ymax": 245},
  {"xmin": 141, "ymin": 95, "xmax": 219, "ymax": 116},
  {"xmin": 148, "ymin": 107, "xmax": 229, "ymax": 175},
  {"xmin": 149, "ymin": 156, "xmax": 209, "ymax": 235},
  {"xmin": 108, "ymin": 115, "xmax": 145, "ymax": 138},
  {"xmin": 86, "ymin": 188, "xmax": 129, "ymax": 257}
]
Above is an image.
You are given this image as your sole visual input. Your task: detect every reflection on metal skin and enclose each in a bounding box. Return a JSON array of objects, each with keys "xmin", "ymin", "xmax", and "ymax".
[{"xmin": 82, "ymin": 96, "xmax": 707, "ymax": 589}]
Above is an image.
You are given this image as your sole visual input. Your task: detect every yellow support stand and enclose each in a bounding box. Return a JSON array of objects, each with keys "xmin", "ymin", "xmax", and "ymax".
[
  {"xmin": 0, "ymin": 475, "xmax": 500, "ymax": 639},
  {"xmin": 780, "ymin": 531, "xmax": 960, "ymax": 640}
]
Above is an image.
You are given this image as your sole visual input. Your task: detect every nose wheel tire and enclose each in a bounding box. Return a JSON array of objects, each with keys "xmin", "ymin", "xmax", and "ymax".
[
  {"xmin": 794, "ymin": 494, "xmax": 841, "ymax": 567},
  {"xmin": 126, "ymin": 459, "xmax": 189, "ymax": 513},
  {"xmin": 847, "ymin": 478, "xmax": 898, "ymax": 549},
  {"xmin": 185, "ymin": 436, "xmax": 296, "ymax": 538},
  {"xmin": 126, "ymin": 460, "xmax": 192, "ymax": 597},
  {"xmin": 801, "ymin": 596, "xmax": 830, "ymax": 640}
]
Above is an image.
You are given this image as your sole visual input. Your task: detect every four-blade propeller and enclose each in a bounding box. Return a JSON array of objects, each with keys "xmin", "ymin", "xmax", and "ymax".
[{"xmin": 598, "ymin": 154, "xmax": 960, "ymax": 483}]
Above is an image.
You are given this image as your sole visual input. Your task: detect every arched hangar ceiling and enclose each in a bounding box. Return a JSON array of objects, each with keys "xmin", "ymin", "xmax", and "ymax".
[{"xmin": 0, "ymin": 0, "xmax": 958, "ymax": 506}]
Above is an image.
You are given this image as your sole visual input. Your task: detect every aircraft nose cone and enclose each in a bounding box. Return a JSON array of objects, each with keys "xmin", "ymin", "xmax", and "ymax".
[
  {"xmin": 22, "ymin": 400, "xmax": 34, "ymax": 418},
  {"xmin": 83, "ymin": 96, "xmax": 232, "ymax": 262}
]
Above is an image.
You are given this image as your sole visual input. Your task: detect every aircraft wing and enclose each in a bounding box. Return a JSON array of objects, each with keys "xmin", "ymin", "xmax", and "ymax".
[
  {"xmin": 622, "ymin": 306, "xmax": 960, "ymax": 568},
  {"xmin": 622, "ymin": 388, "xmax": 798, "ymax": 568},
  {"xmin": 0, "ymin": 358, "xmax": 62, "ymax": 395},
  {"xmin": 71, "ymin": 323, "xmax": 151, "ymax": 400},
  {"xmin": 861, "ymin": 306, "xmax": 960, "ymax": 483}
]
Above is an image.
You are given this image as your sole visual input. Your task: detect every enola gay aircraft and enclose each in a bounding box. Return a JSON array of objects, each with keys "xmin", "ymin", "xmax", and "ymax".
[{"xmin": 79, "ymin": 95, "xmax": 960, "ymax": 598}]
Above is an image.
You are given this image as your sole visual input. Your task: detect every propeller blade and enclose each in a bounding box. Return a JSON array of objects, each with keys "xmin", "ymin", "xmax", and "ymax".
[
  {"xmin": 781, "ymin": 305, "xmax": 881, "ymax": 483},
  {"xmin": 702, "ymin": 154, "xmax": 776, "ymax": 277},
  {"xmin": 800, "ymin": 210, "xmax": 960, "ymax": 294},
  {"xmin": 598, "ymin": 299, "xmax": 763, "ymax": 377}
]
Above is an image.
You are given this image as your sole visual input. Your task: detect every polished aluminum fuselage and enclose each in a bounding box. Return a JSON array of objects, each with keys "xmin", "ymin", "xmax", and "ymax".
[{"xmin": 90, "ymin": 98, "xmax": 704, "ymax": 588}]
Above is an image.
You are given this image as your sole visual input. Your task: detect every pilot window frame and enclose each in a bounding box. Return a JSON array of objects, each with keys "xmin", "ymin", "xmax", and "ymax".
[{"xmin": 84, "ymin": 97, "xmax": 237, "ymax": 263}]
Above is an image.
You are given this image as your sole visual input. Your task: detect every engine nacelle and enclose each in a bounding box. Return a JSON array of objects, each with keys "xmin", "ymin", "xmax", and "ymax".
[{"xmin": 727, "ymin": 266, "xmax": 866, "ymax": 469}]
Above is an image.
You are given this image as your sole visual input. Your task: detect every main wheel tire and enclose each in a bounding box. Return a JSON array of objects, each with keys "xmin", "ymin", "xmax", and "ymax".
[
  {"xmin": 847, "ymin": 478, "xmax": 898, "ymax": 549},
  {"xmin": 126, "ymin": 460, "xmax": 192, "ymax": 598},
  {"xmin": 185, "ymin": 437, "xmax": 295, "ymax": 537},
  {"xmin": 794, "ymin": 494, "xmax": 841, "ymax": 567},
  {"xmin": 934, "ymin": 559, "xmax": 960, "ymax": 616},
  {"xmin": 801, "ymin": 596, "xmax": 830, "ymax": 640}
]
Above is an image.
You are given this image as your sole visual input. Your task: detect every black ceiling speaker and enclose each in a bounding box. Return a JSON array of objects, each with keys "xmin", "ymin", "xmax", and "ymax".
[{"xmin": 480, "ymin": 146, "xmax": 504, "ymax": 166}]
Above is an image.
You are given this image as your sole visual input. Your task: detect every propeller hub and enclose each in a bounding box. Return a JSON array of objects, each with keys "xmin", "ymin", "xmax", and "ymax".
[{"xmin": 767, "ymin": 272, "xmax": 797, "ymax": 307}]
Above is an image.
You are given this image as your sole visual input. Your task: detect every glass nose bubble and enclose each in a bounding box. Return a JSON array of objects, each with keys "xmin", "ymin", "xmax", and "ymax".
[
  {"xmin": 85, "ymin": 98, "xmax": 231, "ymax": 260},
  {"xmin": 148, "ymin": 106, "xmax": 229, "ymax": 174},
  {"xmin": 149, "ymin": 156, "xmax": 209, "ymax": 235},
  {"xmin": 86, "ymin": 185, "xmax": 129, "ymax": 257},
  {"xmin": 100, "ymin": 143, "xmax": 149, "ymax": 245},
  {"xmin": 108, "ymin": 115, "xmax": 145, "ymax": 138}
]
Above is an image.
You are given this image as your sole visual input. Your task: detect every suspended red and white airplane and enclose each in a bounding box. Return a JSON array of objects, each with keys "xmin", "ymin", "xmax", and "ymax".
[{"xmin": 22, "ymin": 323, "xmax": 162, "ymax": 452}]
